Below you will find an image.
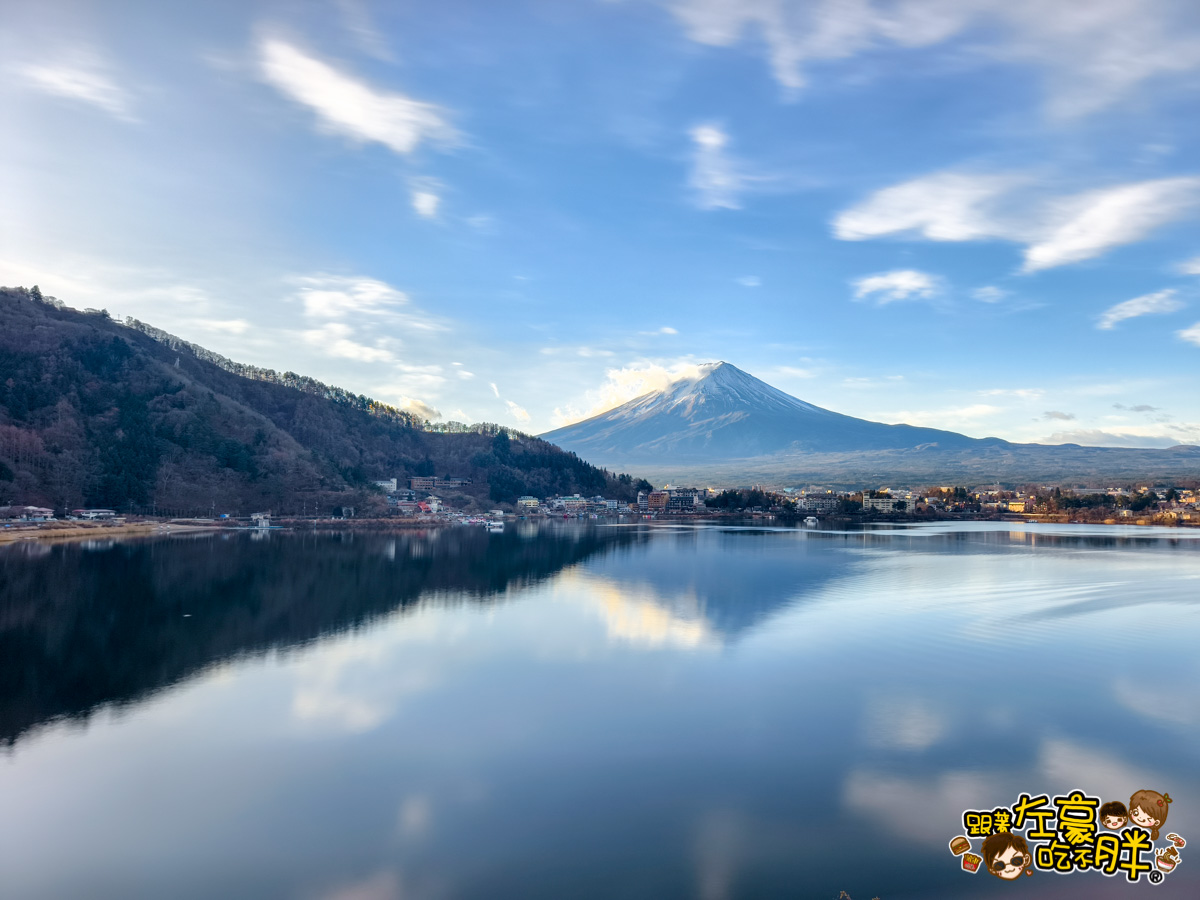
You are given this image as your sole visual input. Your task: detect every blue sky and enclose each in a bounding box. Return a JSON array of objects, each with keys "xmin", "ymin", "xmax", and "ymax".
[{"xmin": 3, "ymin": 0, "xmax": 1200, "ymax": 447}]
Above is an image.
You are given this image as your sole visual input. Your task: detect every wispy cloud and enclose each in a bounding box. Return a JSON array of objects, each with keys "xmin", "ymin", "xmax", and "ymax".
[
  {"xmin": 834, "ymin": 172, "xmax": 1026, "ymax": 243},
  {"xmin": 834, "ymin": 171, "xmax": 1200, "ymax": 272},
  {"xmin": 1180, "ymin": 322, "xmax": 1200, "ymax": 347},
  {"xmin": 688, "ymin": 123, "xmax": 746, "ymax": 210},
  {"xmin": 1042, "ymin": 410, "xmax": 1075, "ymax": 421},
  {"xmin": 1042, "ymin": 427, "xmax": 1199, "ymax": 448},
  {"xmin": 888, "ymin": 403, "xmax": 1002, "ymax": 430},
  {"xmin": 505, "ymin": 400, "xmax": 531, "ymax": 424},
  {"xmin": 737, "ymin": 275, "xmax": 762, "ymax": 287},
  {"xmin": 19, "ymin": 52, "xmax": 135, "ymax": 121},
  {"xmin": 1025, "ymin": 179, "xmax": 1200, "ymax": 272},
  {"xmin": 411, "ymin": 189, "xmax": 440, "ymax": 219},
  {"xmin": 301, "ymin": 322, "xmax": 395, "ymax": 363},
  {"xmin": 665, "ymin": 0, "xmax": 1200, "ymax": 117},
  {"xmin": 972, "ymin": 286, "xmax": 1007, "ymax": 303},
  {"xmin": 335, "ymin": 0, "xmax": 394, "ymax": 61},
  {"xmin": 396, "ymin": 397, "xmax": 440, "ymax": 421},
  {"xmin": 258, "ymin": 37, "xmax": 456, "ymax": 156},
  {"xmin": 1097, "ymin": 288, "xmax": 1183, "ymax": 329},
  {"xmin": 982, "ymin": 387, "xmax": 1044, "ymax": 400},
  {"xmin": 1179, "ymin": 255, "xmax": 1200, "ymax": 275},
  {"xmin": 294, "ymin": 274, "xmax": 412, "ymax": 319},
  {"xmin": 667, "ymin": 0, "xmax": 969, "ymax": 98},
  {"xmin": 852, "ymin": 269, "xmax": 939, "ymax": 304},
  {"xmin": 550, "ymin": 360, "xmax": 705, "ymax": 427}
]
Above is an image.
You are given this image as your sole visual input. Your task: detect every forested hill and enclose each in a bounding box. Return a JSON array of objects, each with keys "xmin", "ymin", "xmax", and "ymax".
[{"xmin": 0, "ymin": 286, "xmax": 647, "ymax": 514}]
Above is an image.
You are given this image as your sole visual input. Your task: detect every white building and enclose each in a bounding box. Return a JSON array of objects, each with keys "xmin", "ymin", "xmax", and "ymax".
[{"xmin": 862, "ymin": 496, "xmax": 907, "ymax": 513}]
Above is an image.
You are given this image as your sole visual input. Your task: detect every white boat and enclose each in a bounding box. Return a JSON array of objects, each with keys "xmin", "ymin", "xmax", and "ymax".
[
  {"xmin": 804, "ymin": 516, "xmax": 819, "ymax": 526},
  {"xmin": 486, "ymin": 521, "xmax": 505, "ymax": 532}
]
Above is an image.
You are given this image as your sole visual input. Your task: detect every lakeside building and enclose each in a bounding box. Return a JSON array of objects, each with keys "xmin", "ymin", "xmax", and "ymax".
[
  {"xmin": 517, "ymin": 496, "xmax": 539, "ymax": 509},
  {"xmin": 0, "ymin": 505, "xmax": 55, "ymax": 520},
  {"xmin": 373, "ymin": 479, "xmax": 398, "ymax": 493},
  {"xmin": 796, "ymin": 495, "xmax": 841, "ymax": 513},
  {"xmin": 409, "ymin": 476, "xmax": 473, "ymax": 491},
  {"xmin": 862, "ymin": 496, "xmax": 908, "ymax": 513}
]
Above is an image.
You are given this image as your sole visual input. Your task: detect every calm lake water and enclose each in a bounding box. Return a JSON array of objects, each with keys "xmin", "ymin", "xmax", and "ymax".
[{"xmin": 1, "ymin": 522, "xmax": 1198, "ymax": 899}]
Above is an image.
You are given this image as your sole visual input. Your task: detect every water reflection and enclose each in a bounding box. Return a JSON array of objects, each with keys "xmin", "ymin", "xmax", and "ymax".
[
  {"xmin": 0, "ymin": 524, "xmax": 640, "ymax": 746},
  {"xmin": 0, "ymin": 523, "xmax": 1197, "ymax": 899}
]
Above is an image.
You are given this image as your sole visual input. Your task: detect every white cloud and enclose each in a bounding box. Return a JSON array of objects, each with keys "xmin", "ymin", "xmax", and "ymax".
[
  {"xmin": 1042, "ymin": 410, "xmax": 1075, "ymax": 421},
  {"xmin": 489, "ymin": 382, "xmax": 500, "ymax": 398},
  {"xmin": 396, "ymin": 398, "xmax": 440, "ymax": 421},
  {"xmin": 374, "ymin": 365, "xmax": 448, "ymax": 398},
  {"xmin": 19, "ymin": 54, "xmax": 135, "ymax": 121},
  {"xmin": 550, "ymin": 360, "xmax": 706, "ymax": 427},
  {"xmin": 981, "ymin": 387, "xmax": 1044, "ymax": 399},
  {"xmin": 972, "ymin": 285, "xmax": 1007, "ymax": 303},
  {"xmin": 835, "ymin": 172, "xmax": 1022, "ymax": 242},
  {"xmin": 301, "ymin": 322, "xmax": 395, "ymax": 363},
  {"xmin": 411, "ymin": 190, "xmax": 440, "ymax": 219},
  {"xmin": 258, "ymin": 37, "xmax": 456, "ymax": 155},
  {"xmin": 1179, "ymin": 322, "xmax": 1200, "ymax": 347},
  {"xmin": 835, "ymin": 171, "xmax": 1200, "ymax": 272},
  {"xmin": 770, "ymin": 365, "xmax": 818, "ymax": 379},
  {"xmin": 1024, "ymin": 179, "xmax": 1200, "ymax": 271},
  {"xmin": 665, "ymin": 0, "xmax": 1200, "ymax": 117},
  {"xmin": 190, "ymin": 318, "xmax": 252, "ymax": 335},
  {"xmin": 1097, "ymin": 288, "xmax": 1183, "ymax": 329},
  {"xmin": 852, "ymin": 269, "xmax": 938, "ymax": 304},
  {"xmin": 505, "ymin": 400, "xmax": 531, "ymax": 424},
  {"xmin": 887, "ymin": 403, "xmax": 1002, "ymax": 431},
  {"xmin": 688, "ymin": 123, "xmax": 745, "ymax": 210},
  {"xmin": 737, "ymin": 275, "xmax": 761, "ymax": 287},
  {"xmin": 668, "ymin": 0, "xmax": 969, "ymax": 98},
  {"xmin": 1178, "ymin": 255, "xmax": 1200, "ymax": 275},
  {"xmin": 294, "ymin": 274, "xmax": 409, "ymax": 319},
  {"xmin": 1041, "ymin": 427, "xmax": 1200, "ymax": 448}
]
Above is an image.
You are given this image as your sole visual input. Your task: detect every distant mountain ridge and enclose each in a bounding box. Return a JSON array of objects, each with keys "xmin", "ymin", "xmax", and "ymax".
[{"xmin": 541, "ymin": 362, "xmax": 1200, "ymax": 485}]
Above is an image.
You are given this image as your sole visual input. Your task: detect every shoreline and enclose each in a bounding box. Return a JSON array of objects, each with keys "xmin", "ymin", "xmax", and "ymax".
[
  {"xmin": 2, "ymin": 511, "xmax": 1194, "ymax": 547},
  {"xmin": 0, "ymin": 522, "xmax": 222, "ymax": 545}
]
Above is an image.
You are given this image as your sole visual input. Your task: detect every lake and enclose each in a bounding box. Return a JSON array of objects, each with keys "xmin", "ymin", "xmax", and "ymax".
[{"xmin": 1, "ymin": 522, "xmax": 1197, "ymax": 899}]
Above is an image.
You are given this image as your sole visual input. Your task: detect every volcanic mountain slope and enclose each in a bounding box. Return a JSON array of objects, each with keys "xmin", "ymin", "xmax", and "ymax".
[
  {"xmin": 540, "ymin": 362, "xmax": 1200, "ymax": 484},
  {"xmin": 542, "ymin": 362, "xmax": 1004, "ymax": 460}
]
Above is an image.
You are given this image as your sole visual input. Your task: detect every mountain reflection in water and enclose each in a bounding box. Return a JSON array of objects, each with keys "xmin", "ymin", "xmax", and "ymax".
[
  {"xmin": 0, "ymin": 525, "xmax": 640, "ymax": 746},
  {"xmin": 1, "ymin": 522, "xmax": 1198, "ymax": 900}
]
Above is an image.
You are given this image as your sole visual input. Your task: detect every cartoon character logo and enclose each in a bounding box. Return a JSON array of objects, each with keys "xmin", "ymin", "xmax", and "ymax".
[
  {"xmin": 1100, "ymin": 800, "xmax": 1128, "ymax": 830},
  {"xmin": 981, "ymin": 831, "xmax": 1033, "ymax": 880},
  {"xmin": 1129, "ymin": 790, "xmax": 1173, "ymax": 841}
]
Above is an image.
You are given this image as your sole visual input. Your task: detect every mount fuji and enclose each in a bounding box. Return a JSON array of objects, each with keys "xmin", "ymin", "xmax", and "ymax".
[{"xmin": 540, "ymin": 363, "xmax": 1200, "ymax": 484}]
